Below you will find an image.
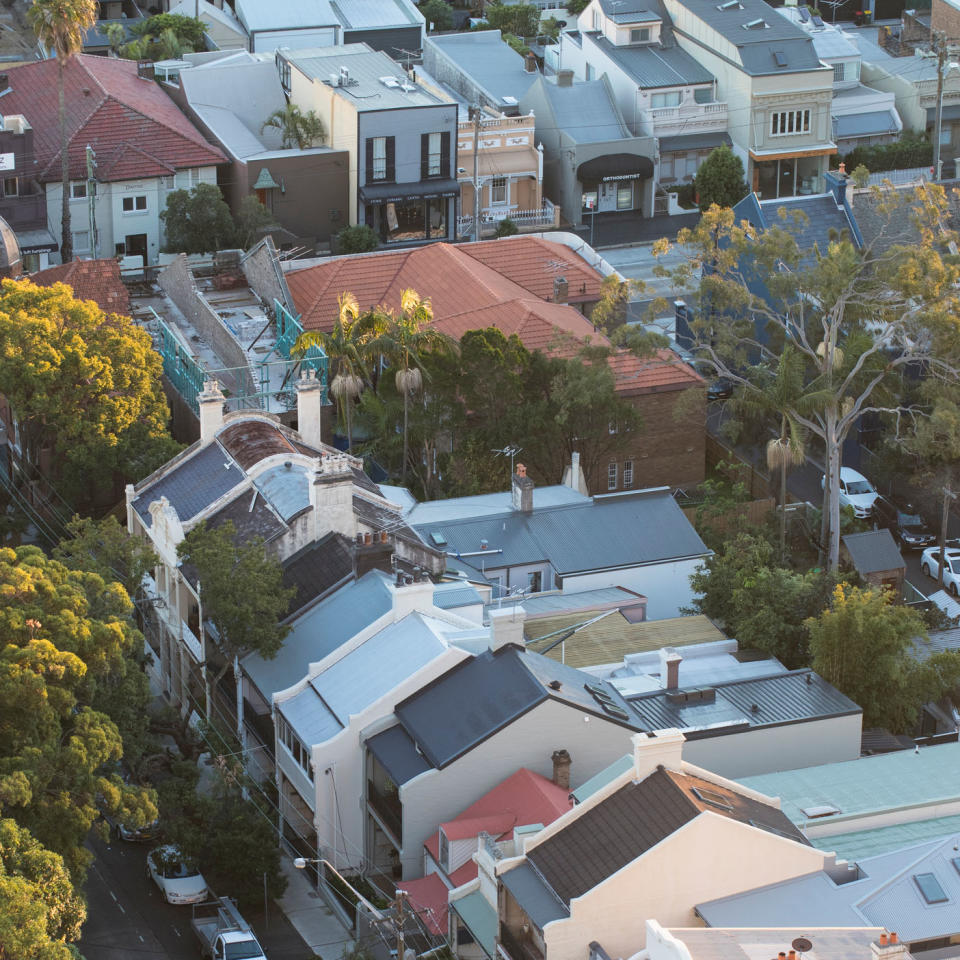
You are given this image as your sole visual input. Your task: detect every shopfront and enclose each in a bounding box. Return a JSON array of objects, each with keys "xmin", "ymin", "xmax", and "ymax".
[
  {"xmin": 577, "ymin": 153, "xmax": 654, "ymax": 220},
  {"xmin": 360, "ymin": 180, "xmax": 459, "ymax": 245},
  {"xmin": 751, "ymin": 149, "xmax": 833, "ymax": 200}
]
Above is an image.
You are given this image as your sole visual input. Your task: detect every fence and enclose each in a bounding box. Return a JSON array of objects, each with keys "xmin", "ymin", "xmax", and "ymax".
[
  {"xmin": 705, "ymin": 434, "xmax": 774, "ymax": 500},
  {"xmin": 457, "ymin": 199, "xmax": 559, "ymax": 238}
]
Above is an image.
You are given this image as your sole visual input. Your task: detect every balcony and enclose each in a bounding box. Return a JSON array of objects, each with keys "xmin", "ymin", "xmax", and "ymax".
[
  {"xmin": 645, "ymin": 101, "xmax": 727, "ymax": 136},
  {"xmin": 367, "ymin": 778, "xmax": 402, "ymax": 845},
  {"xmin": 457, "ymin": 198, "xmax": 559, "ymax": 238}
]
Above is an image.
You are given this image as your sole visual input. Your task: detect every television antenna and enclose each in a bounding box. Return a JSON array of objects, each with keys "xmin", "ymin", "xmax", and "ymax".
[{"xmin": 491, "ymin": 443, "xmax": 523, "ymax": 475}]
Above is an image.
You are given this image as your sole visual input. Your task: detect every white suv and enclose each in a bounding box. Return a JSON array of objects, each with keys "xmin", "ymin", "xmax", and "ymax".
[
  {"xmin": 822, "ymin": 467, "xmax": 878, "ymax": 519},
  {"xmin": 921, "ymin": 546, "xmax": 960, "ymax": 596}
]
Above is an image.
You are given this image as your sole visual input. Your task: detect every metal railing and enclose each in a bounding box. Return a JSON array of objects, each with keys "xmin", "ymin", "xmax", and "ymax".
[{"xmin": 457, "ymin": 199, "xmax": 558, "ymax": 237}]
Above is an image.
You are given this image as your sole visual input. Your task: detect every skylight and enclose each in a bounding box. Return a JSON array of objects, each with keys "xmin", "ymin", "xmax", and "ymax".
[
  {"xmin": 430, "ymin": 531, "xmax": 447, "ymax": 546},
  {"xmin": 914, "ymin": 872, "xmax": 949, "ymax": 905},
  {"xmin": 716, "ymin": 0, "xmax": 741, "ymax": 9},
  {"xmin": 692, "ymin": 786, "xmax": 733, "ymax": 811},
  {"xmin": 800, "ymin": 803, "xmax": 841, "ymax": 819},
  {"xmin": 773, "ymin": 50, "xmax": 788, "ymax": 67},
  {"xmin": 743, "ymin": 17, "xmax": 767, "ymax": 28}
]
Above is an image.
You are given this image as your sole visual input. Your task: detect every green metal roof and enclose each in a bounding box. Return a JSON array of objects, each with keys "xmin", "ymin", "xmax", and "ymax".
[
  {"xmin": 571, "ymin": 754, "xmax": 632, "ymax": 805},
  {"xmin": 450, "ymin": 891, "xmax": 497, "ymax": 959},
  {"xmin": 813, "ymin": 815, "xmax": 960, "ymax": 862},
  {"xmin": 737, "ymin": 741, "xmax": 960, "ymax": 826}
]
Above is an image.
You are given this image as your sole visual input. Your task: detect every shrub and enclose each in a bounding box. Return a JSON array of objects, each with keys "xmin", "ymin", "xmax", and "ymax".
[
  {"xmin": 838, "ymin": 133, "xmax": 931, "ymax": 172},
  {"xmin": 336, "ymin": 224, "xmax": 380, "ymax": 254},
  {"xmin": 495, "ymin": 217, "xmax": 519, "ymax": 237}
]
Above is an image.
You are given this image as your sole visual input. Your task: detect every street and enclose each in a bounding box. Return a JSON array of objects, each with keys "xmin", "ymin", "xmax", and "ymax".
[
  {"xmin": 602, "ymin": 241, "xmax": 695, "ymax": 303},
  {"xmin": 80, "ymin": 833, "xmax": 316, "ymax": 960}
]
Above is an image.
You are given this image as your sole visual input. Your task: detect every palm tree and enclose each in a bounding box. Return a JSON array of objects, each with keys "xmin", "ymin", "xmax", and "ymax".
[
  {"xmin": 28, "ymin": 0, "xmax": 98, "ymax": 264},
  {"xmin": 261, "ymin": 104, "xmax": 327, "ymax": 150},
  {"xmin": 378, "ymin": 289, "xmax": 454, "ymax": 482},
  {"xmin": 293, "ymin": 293, "xmax": 381, "ymax": 452}
]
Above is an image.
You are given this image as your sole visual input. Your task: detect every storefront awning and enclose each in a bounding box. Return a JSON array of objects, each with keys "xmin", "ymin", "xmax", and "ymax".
[
  {"xmin": 749, "ymin": 144, "xmax": 836, "ymax": 161},
  {"xmin": 577, "ymin": 153, "xmax": 654, "ymax": 182},
  {"xmin": 926, "ymin": 104, "xmax": 960, "ymax": 124},
  {"xmin": 16, "ymin": 227, "xmax": 58, "ymax": 253},
  {"xmin": 359, "ymin": 179, "xmax": 460, "ymax": 204},
  {"xmin": 658, "ymin": 132, "xmax": 732, "ymax": 154},
  {"xmin": 834, "ymin": 109, "xmax": 901, "ymax": 140}
]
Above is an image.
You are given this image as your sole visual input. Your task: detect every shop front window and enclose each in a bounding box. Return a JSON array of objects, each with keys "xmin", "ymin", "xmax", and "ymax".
[
  {"xmin": 379, "ymin": 197, "xmax": 449, "ymax": 243},
  {"xmin": 617, "ymin": 183, "xmax": 633, "ymax": 209}
]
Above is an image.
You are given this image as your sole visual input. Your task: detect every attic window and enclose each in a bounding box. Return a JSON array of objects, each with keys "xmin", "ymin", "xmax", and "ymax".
[
  {"xmin": 914, "ymin": 872, "xmax": 949, "ymax": 905},
  {"xmin": 584, "ymin": 682, "xmax": 631, "ymax": 722},
  {"xmin": 773, "ymin": 50, "xmax": 788, "ymax": 67},
  {"xmin": 801, "ymin": 803, "xmax": 841, "ymax": 819},
  {"xmin": 716, "ymin": 0, "xmax": 741, "ymax": 9},
  {"xmin": 743, "ymin": 18, "xmax": 767, "ymax": 28},
  {"xmin": 692, "ymin": 786, "xmax": 733, "ymax": 811},
  {"xmin": 430, "ymin": 531, "xmax": 447, "ymax": 546}
]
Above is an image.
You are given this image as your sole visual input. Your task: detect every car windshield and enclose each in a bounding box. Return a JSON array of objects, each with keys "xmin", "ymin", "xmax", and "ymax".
[
  {"xmin": 900, "ymin": 514, "xmax": 924, "ymax": 528},
  {"xmin": 225, "ymin": 940, "xmax": 264, "ymax": 960},
  {"xmin": 846, "ymin": 480, "xmax": 874, "ymax": 495},
  {"xmin": 163, "ymin": 860, "xmax": 199, "ymax": 879}
]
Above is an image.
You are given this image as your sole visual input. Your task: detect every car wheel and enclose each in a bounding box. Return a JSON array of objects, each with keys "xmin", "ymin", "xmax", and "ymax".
[
  {"xmin": 923, "ymin": 563, "xmax": 931, "ymax": 578},
  {"xmin": 952, "ymin": 582, "xmax": 959, "ymax": 598}
]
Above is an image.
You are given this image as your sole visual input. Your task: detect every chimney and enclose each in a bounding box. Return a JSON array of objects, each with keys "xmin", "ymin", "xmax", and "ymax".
[
  {"xmin": 561, "ymin": 451, "xmax": 589, "ymax": 495},
  {"xmin": 511, "ymin": 463, "xmax": 534, "ymax": 514},
  {"xmin": 525, "ymin": 52, "xmax": 538, "ymax": 73},
  {"xmin": 557, "ymin": 69, "xmax": 574, "ymax": 87},
  {"xmin": 310, "ymin": 453, "xmax": 358, "ymax": 540},
  {"xmin": 553, "ymin": 275, "xmax": 568, "ymax": 303},
  {"xmin": 871, "ymin": 933, "xmax": 909, "ymax": 960},
  {"xmin": 0, "ymin": 74, "xmax": 9, "ymax": 94},
  {"xmin": 390, "ymin": 570, "xmax": 436, "ymax": 619},
  {"xmin": 632, "ymin": 728, "xmax": 685, "ymax": 780},
  {"xmin": 198, "ymin": 380, "xmax": 226, "ymax": 445},
  {"xmin": 489, "ymin": 605, "xmax": 526, "ymax": 651},
  {"xmin": 658, "ymin": 647, "xmax": 682, "ymax": 690},
  {"xmin": 295, "ymin": 369, "xmax": 324, "ymax": 450},
  {"xmin": 551, "ymin": 749, "xmax": 572, "ymax": 790}
]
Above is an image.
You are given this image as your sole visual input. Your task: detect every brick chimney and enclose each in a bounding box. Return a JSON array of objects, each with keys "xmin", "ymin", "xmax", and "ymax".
[
  {"xmin": 198, "ymin": 380, "xmax": 226, "ymax": 445},
  {"xmin": 553, "ymin": 275, "xmax": 569, "ymax": 303},
  {"xmin": 490, "ymin": 605, "xmax": 526, "ymax": 651},
  {"xmin": 310, "ymin": 453, "xmax": 358, "ymax": 540},
  {"xmin": 557, "ymin": 69, "xmax": 574, "ymax": 87},
  {"xmin": 512, "ymin": 463, "xmax": 534, "ymax": 514},
  {"xmin": 871, "ymin": 933, "xmax": 908, "ymax": 960},
  {"xmin": 525, "ymin": 52, "xmax": 538, "ymax": 73},
  {"xmin": 295, "ymin": 368, "xmax": 324, "ymax": 450},
  {"xmin": 551, "ymin": 749, "xmax": 572, "ymax": 790},
  {"xmin": 658, "ymin": 647, "xmax": 682, "ymax": 690}
]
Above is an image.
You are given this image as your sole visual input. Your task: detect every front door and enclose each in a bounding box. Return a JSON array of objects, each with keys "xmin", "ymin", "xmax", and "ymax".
[
  {"xmin": 597, "ymin": 180, "xmax": 619, "ymax": 212},
  {"xmin": 125, "ymin": 233, "xmax": 148, "ymax": 262}
]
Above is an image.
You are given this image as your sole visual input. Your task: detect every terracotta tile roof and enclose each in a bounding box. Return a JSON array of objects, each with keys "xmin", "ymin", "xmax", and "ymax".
[
  {"xmin": 460, "ymin": 236, "xmax": 604, "ymax": 303},
  {"xmin": 286, "ymin": 240, "xmax": 701, "ymax": 396},
  {"xmin": 31, "ymin": 259, "xmax": 131, "ymax": 315},
  {"xmin": 1, "ymin": 55, "xmax": 225, "ymax": 182}
]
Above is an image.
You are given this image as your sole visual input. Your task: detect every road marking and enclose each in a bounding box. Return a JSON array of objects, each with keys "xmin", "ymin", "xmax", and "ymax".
[
  {"xmin": 109, "ymin": 891, "xmax": 118, "ymax": 902},
  {"xmin": 116, "ymin": 903, "xmax": 125, "ymax": 914},
  {"xmin": 173, "ymin": 927, "xmax": 182, "ymax": 937},
  {"xmin": 139, "ymin": 936, "xmax": 145, "ymax": 943}
]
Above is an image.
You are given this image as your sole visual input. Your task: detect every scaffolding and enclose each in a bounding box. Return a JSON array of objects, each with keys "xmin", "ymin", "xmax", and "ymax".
[{"xmin": 153, "ymin": 304, "xmax": 328, "ymax": 416}]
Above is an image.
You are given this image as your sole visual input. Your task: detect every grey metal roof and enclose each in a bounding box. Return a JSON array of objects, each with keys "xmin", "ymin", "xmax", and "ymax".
[
  {"xmin": 366, "ymin": 722, "xmax": 432, "ymax": 785},
  {"xmin": 626, "ymin": 669, "xmax": 860, "ymax": 736},
  {"xmin": 133, "ymin": 442, "xmax": 245, "ymax": 527},
  {"xmin": 287, "ymin": 44, "xmax": 451, "ymax": 110},
  {"xmin": 754, "ymin": 194, "xmax": 858, "ymax": 255},
  {"xmin": 539, "ymin": 75, "xmax": 631, "ymax": 143},
  {"xmin": 236, "ymin": 0, "xmax": 336, "ymax": 32},
  {"xmin": 598, "ymin": 0, "xmax": 661, "ymax": 21},
  {"xmin": 659, "ymin": 131, "xmax": 731, "ymax": 153},
  {"xmin": 414, "ymin": 488, "xmax": 709, "ymax": 578},
  {"xmin": 243, "ymin": 569, "xmax": 393, "ymax": 697},
  {"xmin": 834, "ymin": 109, "xmax": 901, "ymax": 140},
  {"xmin": 255, "ymin": 462, "xmax": 311, "ymax": 522},
  {"xmin": 394, "ymin": 646, "xmax": 547, "ymax": 769},
  {"xmin": 812, "ymin": 815, "xmax": 960, "ymax": 862},
  {"xmin": 426, "ymin": 31, "xmax": 539, "ymax": 103},
  {"xmin": 672, "ymin": 0, "xmax": 824, "ymax": 76},
  {"xmin": 570, "ymin": 753, "xmax": 633, "ymax": 804},
  {"xmin": 670, "ymin": 927, "xmax": 883, "ymax": 960},
  {"xmin": 500, "ymin": 861, "xmax": 570, "ymax": 930},
  {"xmin": 406, "ymin": 485, "xmax": 589, "ymax": 526},
  {"xmin": 432, "ymin": 582, "xmax": 483, "ymax": 610},
  {"xmin": 913, "ymin": 627, "xmax": 960, "ymax": 663},
  {"xmin": 281, "ymin": 612, "xmax": 448, "ymax": 746},
  {"xmin": 494, "ymin": 586, "xmax": 639, "ymax": 620},
  {"xmin": 586, "ymin": 33, "xmax": 713, "ymax": 87},
  {"xmin": 332, "ymin": 0, "xmax": 422, "ymax": 29},
  {"xmin": 843, "ymin": 529, "xmax": 904, "ymax": 575}
]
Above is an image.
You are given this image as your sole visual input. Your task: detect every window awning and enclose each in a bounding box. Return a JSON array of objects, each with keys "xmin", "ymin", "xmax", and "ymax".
[
  {"xmin": 359, "ymin": 178, "xmax": 460, "ymax": 204},
  {"xmin": 577, "ymin": 153, "xmax": 654, "ymax": 182},
  {"xmin": 927, "ymin": 104, "xmax": 960, "ymax": 124},
  {"xmin": 16, "ymin": 227, "xmax": 58, "ymax": 253}
]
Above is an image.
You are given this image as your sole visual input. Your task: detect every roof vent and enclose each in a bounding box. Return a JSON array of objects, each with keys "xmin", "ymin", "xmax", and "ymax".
[
  {"xmin": 379, "ymin": 76, "xmax": 400, "ymax": 88},
  {"xmin": 502, "ymin": 95, "xmax": 518, "ymax": 105},
  {"xmin": 716, "ymin": 0, "xmax": 741, "ymax": 9},
  {"xmin": 743, "ymin": 18, "xmax": 767, "ymax": 28},
  {"xmin": 548, "ymin": 679, "xmax": 562, "ymax": 690}
]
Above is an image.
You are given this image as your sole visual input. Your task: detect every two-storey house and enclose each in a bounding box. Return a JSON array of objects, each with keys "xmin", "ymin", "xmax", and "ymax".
[
  {"xmin": 663, "ymin": 0, "xmax": 835, "ymax": 199},
  {"xmin": 282, "ymin": 44, "xmax": 459, "ymax": 246},
  {"xmin": 558, "ymin": 0, "xmax": 731, "ymax": 187}
]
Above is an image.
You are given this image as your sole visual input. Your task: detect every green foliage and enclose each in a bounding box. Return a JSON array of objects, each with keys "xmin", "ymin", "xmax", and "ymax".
[
  {"xmin": 104, "ymin": 21, "xmax": 126, "ymax": 52},
  {"xmin": 161, "ymin": 183, "xmax": 236, "ymax": 254},
  {"xmin": 850, "ymin": 164, "xmax": 870, "ymax": 188},
  {"xmin": 234, "ymin": 196, "xmax": 275, "ymax": 250},
  {"xmin": 336, "ymin": 224, "xmax": 380, "ymax": 254},
  {"xmin": 564, "ymin": 0, "xmax": 590, "ymax": 11},
  {"xmin": 808, "ymin": 584, "xmax": 945, "ymax": 731},
  {"xmin": 481, "ymin": 0, "xmax": 539, "ymax": 37},
  {"xmin": 130, "ymin": 13, "xmax": 205, "ymax": 51},
  {"xmin": 673, "ymin": 182, "xmax": 697, "ymax": 209},
  {"xmin": 541, "ymin": 16, "xmax": 561, "ymax": 39},
  {"xmin": 27, "ymin": 0, "xmax": 96, "ymax": 59},
  {"xmin": 420, "ymin": 0, "xmax": 453, "ymax": 30},
  {"xmin": 693, "ymin": 145, "xmax": 748, "ymax": 211},
  {"xmin": 495, "ymin": 217, "xmax": 519, "ymax": 237},
  {"xmin": 590, "ymin": 274, "xmax": 631, "ymax": 332},
  {"xmin": 839, "ymin": 132, "xmax": 931, "ymax": 171},
  {"xmin": 261, "ymin": 104, "xmax": 327, "ymax": 150},
  {"xmin": 502, "ymin": 31, "xmax": 531, "ymax": 55},
  {"xmin": 0, "ymin": 818, "xmax": 86, "ymax": 960},
  {"xmin": 0, "ymin": 280, "xmax": 180, "ymax": 507},
  {"xmin": 177, "ymin": 521, "xmax": 294, "ymax": 666}
]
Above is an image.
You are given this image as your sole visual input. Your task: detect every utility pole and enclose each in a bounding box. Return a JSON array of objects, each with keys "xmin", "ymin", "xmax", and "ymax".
[
  {"xmin": 86, "ymin": 145, "xmax": 97, "ymax": 257},
  {"xmin": 471, "ymin": 105, "xmax": 481, "ymax": 241},
  {"xmin": 933, "ymin": 30, "xmax": 947, "ymax": 181},
  {"xmin": 395, "ymin": 888, "xmax": 406, "ymax": 960},
  {"xmin": 939, "ymin": 486, "xmax": 957, "ymax": 588}
]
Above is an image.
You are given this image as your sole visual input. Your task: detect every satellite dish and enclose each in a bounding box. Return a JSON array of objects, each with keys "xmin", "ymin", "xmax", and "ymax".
[{"xmin": 792, "ymin": 939, "xmax": 813, "ymax": 954}]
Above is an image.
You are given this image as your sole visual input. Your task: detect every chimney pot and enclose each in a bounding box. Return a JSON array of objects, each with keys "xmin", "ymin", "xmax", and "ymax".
[
  {"xmin": 551, "ymin": 749, "xmax": 572, "ymax": 790},
  {"xmin": 380, "ymin": 530, "xmax": 388, "ymax": 543},
  {"xmin": 364, "ymin": 531, "xmax": 372, "ymax": 545},
  {"xmin": 890, "ymin": 934, "xmax": 898, "ymax": 945},
  {"xmin": 557, "ymin": 69, "xmax": 574, "ymax": 87},
  {"xmin": 553, "ymin": 275, "xmax": 569, "ymax": 303},
  {"xmin": 879, "ymin": 936, "xmax": 888, "ymax": 947},
  {"xmin": 788, "ymin": 952, "xmax": 796, "ymax": 960}
]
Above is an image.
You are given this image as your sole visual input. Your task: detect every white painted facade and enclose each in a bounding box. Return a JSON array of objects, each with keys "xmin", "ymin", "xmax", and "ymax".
[{"xmin": 47, "ymin": 165, "xmax": 218, "ymax": 266}]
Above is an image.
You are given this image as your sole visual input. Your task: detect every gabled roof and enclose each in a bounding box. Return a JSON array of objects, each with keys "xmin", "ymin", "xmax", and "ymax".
[
  {"xmin": 31, "ymin": 259, "xmax": 131, "ymax": 316},
  {"xmin": 282, "ymin": 532, "xmax": 355, "ymax": 615},
  {"xmin": 514, "ymin": 767, "xmax": 806, "ymax": 909},
  {"xmin": 0, "ymin": 55, "xmax": 224, "ymax": 182},
  {"xmin": 585, "ymin": 33, "xmax": 713, "ymax": 88},
  {"xmin": 735, "ymin": 193, "xmax": 859, "ymax": 258},
  {"xmin": 534, "ymin": 74, "xmax": 632, "ymax": 143},
  {"xmin": 843, "ymin": 529, "xmax": 904, "ymax": 575}
]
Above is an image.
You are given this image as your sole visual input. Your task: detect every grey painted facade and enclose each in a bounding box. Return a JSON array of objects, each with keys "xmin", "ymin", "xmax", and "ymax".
[{"xmin": 345, "ymin": 26, "xmax": 423, "ymax": 55}]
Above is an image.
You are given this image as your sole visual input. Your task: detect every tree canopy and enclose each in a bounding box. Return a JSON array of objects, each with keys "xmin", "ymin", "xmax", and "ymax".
[
  {"xmin": 336, "ymin": 224, "xmax": 380, "ymax": 255},
  {"xmin": 260, "ymin": 104, "xmax": 326, "ymax": 150},
  {"xmin": 0, "ymin": 280, "xmax": 180, "ymax": 508},
  {"xmin": 419, "ymin": 0, "xmax": 452, "ymax": 30},
  {"xmin": 161, "ymin": 182, "xmax": 236, "ymax": 254},
  {"xmin": 693, "ymin": 145, "xmax": 748, "ymax": 211}
]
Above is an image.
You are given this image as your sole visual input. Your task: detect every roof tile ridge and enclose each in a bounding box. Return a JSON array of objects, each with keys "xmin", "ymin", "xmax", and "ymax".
[
  {"xmin": 44, "ymin": 59, "xmax": 107, "ymax": 179},
  {"xmin": 77, "ymin": 54, "xmax": 111, "ymax": 101},
  {"xmin": 441, "ymin": 242, "xmax": 541, "ymax": 303}
]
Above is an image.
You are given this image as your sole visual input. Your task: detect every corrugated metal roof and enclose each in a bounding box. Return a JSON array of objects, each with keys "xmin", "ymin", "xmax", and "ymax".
[
  {"xmin": 737, "ymin": 741, "xmax": 960, "ymax": 826},
  {"xmin": 235, "ymin": 0, "xmax": 335, "ymax": 32},
  {"xmin": 426, "ymin": 31, "xmax": 539, "ymax": 103},
  {"xmin": 255, "ymin": 462, "xmax": 311, "ymax": 521},
  {"xmin": 913, "ymin": 626, "xmax": 960, "ymax": 662},
  {"xmin": 500, "ymin": 861, "xmax": 569, "ymax": 930},
  {"xmin": 834, "ymin": 109, "xmax": 901, "ymax": 139},
  {"xmin": 407, "ymin": 485, "xmax": 589, "ymax": 526},
  {"xmin": 570, "ymin": 753, "xmax": 633, "ymax": 804},
  {"xmin": 842, "ymin": 529, "xmax": 904, "ymax": 574},
  {"xmin": 512, "ymin": 587, "xmax": 641, "ymax": 619},
  {"xmin": 540, "ymin": 76, "xmax": 630, "ymax": 143},
  {"xmin": 280, "ymin": 684, "xmax": 341, "ymax": 746},
  {"xmin": 450, "ymin": 890, "xmax": 498, "ymax": 957},
  {"xmin": 243, "ymin": 569, "xmax": 393, "ymax": 697},
  {"xmin": 659, "ymin": 131, "xmax": 732, "ymax": 153},
  {"xmin": 587, "ymin": 34, "xmax": 713, "ymax": 87},
  {"xmin": 433, "ymin": 582, "xmax": 483, "ymax": 610},
  {"xmin": 134, "ymin": 442, "xmax": 244, "ymax": 526},
  {"xmin": 366, "ymin": 723, "xmax": 432, "ymax": 785},
  {"xmin": 332, "ymin": 0, "xmax": 421, "ymax": 29},
  {"xmin": 812, "ymin": 815, "xmax": 960, "ymax": 861}
]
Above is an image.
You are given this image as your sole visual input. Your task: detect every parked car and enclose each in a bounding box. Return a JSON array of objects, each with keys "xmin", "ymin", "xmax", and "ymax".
[
  {"xmin": 873, "ymin": 496, "xmax": 935, "ymax": 550},
  {"xmin": 105, "ymin": 814, "xmax": 160, "ymax": 842},
  {"xmin": 920, "ymin": 545, "xmax": 960, "ymax": 596},
  {"xmin": 821, "ymin": 467, "xmax": 878, "ymax": 518},
  {"xmin": 192, "ymin": 896, "xmax": 267, "ymax": 960},
  {"xmin": 147, "ymin": 845, "xmax": 209, "ymax": 905},
  {"xmin": 706, "ymin": 376, "xmax": 734, "ymax": 401}
]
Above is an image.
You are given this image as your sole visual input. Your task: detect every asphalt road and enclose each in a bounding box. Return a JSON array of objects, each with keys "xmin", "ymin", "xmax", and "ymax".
[
  {"xmin": 601, "ymin": 241, "xmax": 695, "ymax": 303},
  {"xmin": 80, "ymin": 833, "xmax": 314, "ymax": 960}
]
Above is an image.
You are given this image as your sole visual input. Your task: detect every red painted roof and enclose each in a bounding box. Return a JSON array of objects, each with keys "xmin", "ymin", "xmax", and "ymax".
[
  {"xmin": 286, "ymin": 240, "xmax": 702, "ymax": 395},
  {"xmin": 31, "ymin": 258, "xmax": 131, "ymax": 315},
  {"xmin": 397, "ymin": 872, "xmax": 449, "ymax": 936},
  {"xmin": 1, "ymin": 55, "xmax": 225, "ymax": 182}
]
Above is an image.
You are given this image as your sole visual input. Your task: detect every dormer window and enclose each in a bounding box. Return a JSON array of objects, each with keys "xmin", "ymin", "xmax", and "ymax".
[{"xmin": 630, "ymin": 27, "xmax": 650, "ymax": 42}]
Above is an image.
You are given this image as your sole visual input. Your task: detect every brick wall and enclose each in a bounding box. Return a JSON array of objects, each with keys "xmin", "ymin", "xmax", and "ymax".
[
  {"xmin": 604, "ymin": 386, "xmax": 706, "ymax": 494},
  {"xmin": 932, "ymin": 0, "xmax": 960, "ymax": 39}
]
